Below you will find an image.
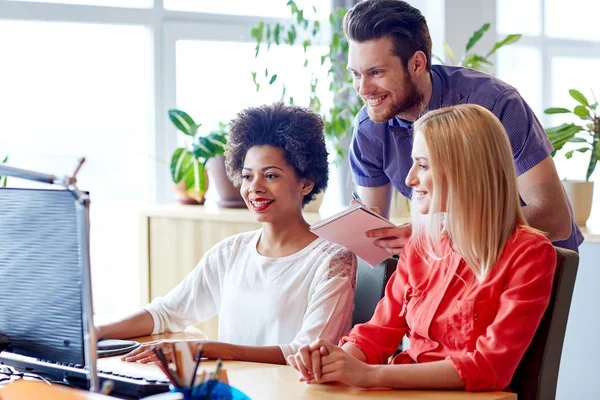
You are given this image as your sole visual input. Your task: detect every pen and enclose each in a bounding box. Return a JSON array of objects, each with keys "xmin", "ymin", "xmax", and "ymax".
[{"xmin": 351, "ymin": 191, "xmax": 364, "ymax": 205}]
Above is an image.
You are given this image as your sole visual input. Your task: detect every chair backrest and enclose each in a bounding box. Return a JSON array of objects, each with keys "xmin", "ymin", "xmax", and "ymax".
[
  {"xmin": 352, "ymin": 257, "xmax": 398, "ymax": 326},
  {"xmin": 511, "ymin": 246, "xmax": 579, "ymax": 400}
]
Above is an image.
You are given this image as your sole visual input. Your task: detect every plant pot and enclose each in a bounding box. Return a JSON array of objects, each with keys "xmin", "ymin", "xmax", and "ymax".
[
  {"xmin": 562, "ymin": 180, "xmax": 594, "ymax": 225},
  {"xmin": 205, "ymin": 156, "xmax": 246, "ymax": 208},
  {"xmin": 304, "ymin": 190, "xmax": 325, "ymax": 213},
  {"xmin": 173, "ymin": 177, "xmax": 208, "ymax": 205}
]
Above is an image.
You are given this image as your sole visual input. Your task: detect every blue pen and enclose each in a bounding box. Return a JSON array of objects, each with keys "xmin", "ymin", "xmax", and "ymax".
[{"xmin": 351, "ymin": 191, "xmax": 364, "ymax": 205}]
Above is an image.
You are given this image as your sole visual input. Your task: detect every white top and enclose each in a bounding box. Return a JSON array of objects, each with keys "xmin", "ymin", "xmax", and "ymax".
[{"xmin": 144, "ymin": 229, "xmax": 357, "ymax": 359}]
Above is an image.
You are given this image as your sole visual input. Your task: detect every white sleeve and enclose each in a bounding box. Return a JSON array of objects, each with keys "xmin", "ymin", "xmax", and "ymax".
[
  {"xmin": 143, "ymin": 244, "xmax": 224, "ymax": 335},
  {"xmin": 279, "ymin": 249, "xmax": 357, "ymax": 360}
]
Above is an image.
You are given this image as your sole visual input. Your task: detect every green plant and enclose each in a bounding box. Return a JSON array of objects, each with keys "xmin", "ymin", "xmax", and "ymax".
[
  {"xmin": 168, "ymin": 109, "xmax": 227, "ymax": 193},
  {"xmin": 544, "ymin": 89, "xmax": 600, "ymax": 181},
  {"xmin": 0, "ymin": 155, "xmax": 8, "ymax": 187},
  {"xmin": 434, "ymin": 23, "xmax": 522, "ymax": 73},
  {"xmin": 250, "ymin": 1, "xmax": 360, "ymax": 165}
]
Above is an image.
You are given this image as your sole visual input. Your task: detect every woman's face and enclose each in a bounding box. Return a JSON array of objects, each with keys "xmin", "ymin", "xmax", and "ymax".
[
  {"xmin": 405, "ymin": 131, "xmax": 435, "ymax": 214},
  {"xmin": 240, "ymin": 145, "xmax": 313, "ymax": 223}
]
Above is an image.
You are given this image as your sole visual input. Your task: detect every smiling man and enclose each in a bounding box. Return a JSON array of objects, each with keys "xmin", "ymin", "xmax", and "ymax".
[{"xmin": 344, "ymin": 0, "xmax": 582, "ymax": 253}]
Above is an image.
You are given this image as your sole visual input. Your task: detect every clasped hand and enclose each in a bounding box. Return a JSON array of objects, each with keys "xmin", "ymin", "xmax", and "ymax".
[{"xmin": 287, "ymin": 339, "xmax": 374, "ymax": 387}]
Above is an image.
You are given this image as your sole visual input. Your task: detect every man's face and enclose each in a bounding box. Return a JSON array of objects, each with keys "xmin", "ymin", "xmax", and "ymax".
[{"xmin": 348, "ymin": 37, "xmax": 422, "ymax": 122}]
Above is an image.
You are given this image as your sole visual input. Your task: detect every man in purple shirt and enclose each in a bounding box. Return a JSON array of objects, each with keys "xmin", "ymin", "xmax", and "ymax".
[{"xmin": 344, "ymin": 0, "xmax": 582, "ymax": 252}]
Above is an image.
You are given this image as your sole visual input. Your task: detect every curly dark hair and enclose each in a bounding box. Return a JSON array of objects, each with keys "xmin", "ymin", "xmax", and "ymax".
[
  {"xmin": 225, "ymin": 102, "xmax": 329, "ymax": 206},
  {"xmin": 343, "ymin": 0, "xmax": 432, "ymax": 71}
]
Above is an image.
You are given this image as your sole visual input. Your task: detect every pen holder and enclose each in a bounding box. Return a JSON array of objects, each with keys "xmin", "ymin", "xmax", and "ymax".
[{"xmin": 170, "ymin": 380, "xmax": 250, "ymax": 400}]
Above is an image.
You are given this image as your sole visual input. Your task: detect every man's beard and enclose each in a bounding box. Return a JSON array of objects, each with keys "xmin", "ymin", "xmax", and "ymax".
[{"xmin": 366, "ymin": 76, "xmax": 423, "ymax": 123}]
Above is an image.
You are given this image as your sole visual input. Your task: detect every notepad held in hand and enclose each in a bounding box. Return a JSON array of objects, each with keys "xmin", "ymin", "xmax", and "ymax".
[{"xmin": 310, "ymin": 204, "xmax": 396, "ymax": 267}]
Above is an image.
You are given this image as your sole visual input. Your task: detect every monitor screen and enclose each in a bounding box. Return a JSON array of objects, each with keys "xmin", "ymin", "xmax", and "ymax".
[{"xmin": 0, "ymin": 187, "xmax": 85, "ymax": 366}]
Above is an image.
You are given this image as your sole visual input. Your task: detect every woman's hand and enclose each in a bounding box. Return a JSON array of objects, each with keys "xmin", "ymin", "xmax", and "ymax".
[
  {"xmin": 121, "ymin": 339, "xmax": 202, "ymax": 364},
  {"xmin": 287, "ymin": 339, "xmax": 375, "ymax": 387}
]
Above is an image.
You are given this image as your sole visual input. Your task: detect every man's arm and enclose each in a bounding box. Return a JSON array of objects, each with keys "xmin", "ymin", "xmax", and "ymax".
[
  {"xmin": 357, "ymin": 184, "xmax": 393, "ymax": 219},
  {"xmin": 518, "ymin": 156, "xmax": 572, "ymax": 241}
]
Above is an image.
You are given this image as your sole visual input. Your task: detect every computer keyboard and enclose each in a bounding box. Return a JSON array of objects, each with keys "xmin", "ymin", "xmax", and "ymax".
[{"xmin": 0, "ymin": 353, "xmax": 170, "ymax": 398}]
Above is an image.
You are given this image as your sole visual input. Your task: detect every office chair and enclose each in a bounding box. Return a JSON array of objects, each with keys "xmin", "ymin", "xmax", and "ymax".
[
  {"xmin": 511, "ymin": 246, "xmax": 579, "ymax": 400},
  {"xmin": 352, "ymin": 257, "xmax": 398, "ymax": 326}
]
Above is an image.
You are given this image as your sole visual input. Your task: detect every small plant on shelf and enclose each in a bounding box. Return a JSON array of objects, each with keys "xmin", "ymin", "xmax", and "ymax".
[{"xmin": 168, "ymin": 109, "xmax": 227, "ymax": 204}]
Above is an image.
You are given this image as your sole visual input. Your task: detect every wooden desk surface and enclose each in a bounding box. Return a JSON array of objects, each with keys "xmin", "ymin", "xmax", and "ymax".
[{"xmin": 0, "ymin": 334, "xmax": 517, "ymax": 400}]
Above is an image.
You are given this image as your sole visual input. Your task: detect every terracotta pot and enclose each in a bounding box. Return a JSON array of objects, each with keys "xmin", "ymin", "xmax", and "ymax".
[
  {"xmin": 173, "ymin": 175, "xmax": 208, "ymax": 205},
  {"xmin": 205, "ymin": 156, "xmax": 246, "ymax": 208},
  {"xmin": 562, "ymin": 180, "xmax": 594, "ymax": 225}
]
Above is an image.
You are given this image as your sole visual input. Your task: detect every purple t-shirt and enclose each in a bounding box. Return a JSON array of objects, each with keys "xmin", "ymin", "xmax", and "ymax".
[{"xmin": 349, "ymin": 65, "xmax": 583, "ymax": 251}]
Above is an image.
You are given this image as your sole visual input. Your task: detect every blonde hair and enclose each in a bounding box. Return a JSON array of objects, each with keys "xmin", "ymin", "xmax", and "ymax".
[{"xmin": 412, "ymin": 104, "xmax": 531, "ymax": 280}]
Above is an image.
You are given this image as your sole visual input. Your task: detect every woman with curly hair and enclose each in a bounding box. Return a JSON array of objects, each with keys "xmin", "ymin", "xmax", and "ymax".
[{"xmin": 98, "ymin": 102, "xmax": 357, "ymax": 365}]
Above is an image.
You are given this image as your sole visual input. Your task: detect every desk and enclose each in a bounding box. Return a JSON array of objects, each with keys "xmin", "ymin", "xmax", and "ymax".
[{"xmin": 0, "ymin": 334, "xmax": 517, "ymax": 400}]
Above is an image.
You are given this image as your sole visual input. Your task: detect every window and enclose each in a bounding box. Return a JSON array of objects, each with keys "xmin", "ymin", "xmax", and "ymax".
[
  {"xmin": 7, "ymin": 0, "xmax": 152, "ymax": 8},
  {"xmin": 496, "ymin": 0, "xmax": 600, "ymax": 225},
  {"xmin": 545, "ymin": 0, "xmax": 600, "ymax": 41},
  {"xmin": 174, "ymin": 40, "xmax": 331, "ymax": 135},
  {"xmin": 0, "ymin": 20, "xmax": 153, "ymax": 315},
  {"xmin": 163, "ymin": 0, "xmax": 329, "ymax": 19}
]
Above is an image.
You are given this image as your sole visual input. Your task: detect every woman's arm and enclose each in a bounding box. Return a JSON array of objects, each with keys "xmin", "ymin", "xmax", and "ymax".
[
  {"xmin": 366, "ymin": 360, "xmax": 464, "ymax": 389},
  {"xmin": 122, "ymin": 339, "xmax": 286, "ymax": 365},
  {"xmin": 201, "ymin": 342, "xmax": 286, "ymax": 364},
  {"xmin": 97, "ymin": 309, "xmax": 154, "ymax": 340}
]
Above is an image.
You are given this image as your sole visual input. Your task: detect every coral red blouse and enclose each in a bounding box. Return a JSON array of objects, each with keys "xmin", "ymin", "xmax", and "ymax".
[{"xmin": 340, "ymin": 227, "xmax": 556, "ymax": 391}]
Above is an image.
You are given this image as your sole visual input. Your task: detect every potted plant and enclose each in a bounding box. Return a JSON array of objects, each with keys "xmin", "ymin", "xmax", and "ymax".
[
  {"xmin": 203, "ymin": 122, "xmax": 246, "ymax": 208},
  {"xmin": 544, "ymin": 89, "xmax": 599, "ymax": 225},
  {"xmin": 168, "ymin": 109, "xmax": 226, "ymax": 205},
  {"xmin": 251, "ymin": 4, "xmax": 359, "ymax": 166},
  {"xmin": 250, "ymin": 3, "xmax": 360, "ymax": 212}
]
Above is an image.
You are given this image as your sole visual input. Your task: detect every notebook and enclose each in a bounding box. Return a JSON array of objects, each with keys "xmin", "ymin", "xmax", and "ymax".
[{"xmin": 310, "ymin": 204, "xmax": 396, "ymax": 267}]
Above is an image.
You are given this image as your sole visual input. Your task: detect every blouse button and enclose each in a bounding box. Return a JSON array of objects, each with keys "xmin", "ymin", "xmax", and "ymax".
[
  {"xmin": 474, "ymin": 313, "xmax": 478, "ymax": 320},
  {"xmin": 458, "ymin": 94, "xmax": 464, "ymax": 100}
]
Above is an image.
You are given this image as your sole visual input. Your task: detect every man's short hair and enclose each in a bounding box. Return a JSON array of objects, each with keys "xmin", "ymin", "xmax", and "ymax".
[{"xmin": 343, "ymin": 0, "xmax": 432, "ymax": 71}]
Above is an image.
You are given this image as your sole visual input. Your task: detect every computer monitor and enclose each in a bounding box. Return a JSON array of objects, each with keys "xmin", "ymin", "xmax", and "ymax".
[{"xmin": 0, "ymin": 184, "xmax": 98, "ymax": 391}]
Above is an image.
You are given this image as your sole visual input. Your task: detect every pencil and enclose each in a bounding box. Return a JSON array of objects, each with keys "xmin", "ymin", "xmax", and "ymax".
[
  {"xmin": 190, "ymin": 344, "xmax": 204, "ymax": 388},
  {"xmin": 153, "ymin": 348, "xmax": 182, "ymax": 388}
]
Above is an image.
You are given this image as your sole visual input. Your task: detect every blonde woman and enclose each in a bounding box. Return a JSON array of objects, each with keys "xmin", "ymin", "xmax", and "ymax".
[{"xmin": 288, "ymin": 104, "xmax": 556, "ymax": 391}]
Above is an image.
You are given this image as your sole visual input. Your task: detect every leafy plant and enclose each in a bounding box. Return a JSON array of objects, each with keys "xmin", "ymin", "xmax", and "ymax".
[
  {"xmin": 545, "ymin": 89, "xmax": 600, "ymax": 181},
  {"xmin": 250, "ymin": 1, "xmax": 360, "ymax": 165},
  {"xmin": 0, "ymin": 155, "xmax": 8, "ymax": 187},
  {"xmin": 434, "ymin": 23, "xmax": 522, "ymax": 73},
  {"xmin": 168, "ymin": 110, "xmax": 227, "ymax": 193}
]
